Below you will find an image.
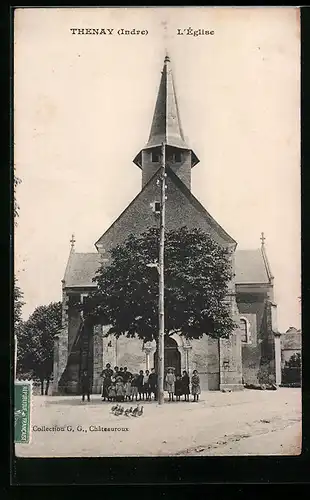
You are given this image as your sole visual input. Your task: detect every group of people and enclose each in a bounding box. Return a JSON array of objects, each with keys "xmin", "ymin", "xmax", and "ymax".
[
  {"xmin": 99, "ymin": 364, "xmax": 201, "ymax": 403},
  {"xmin": 100, "ymin": 364, "xmax": 158, "ymax": 402},
  {"xmin": 165, "ymin": 369, "xmax": 201, "ymax": 402}
]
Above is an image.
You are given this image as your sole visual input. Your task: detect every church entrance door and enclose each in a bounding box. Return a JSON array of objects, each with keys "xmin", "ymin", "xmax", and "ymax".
[{"xmin": 153, "ymin": 336, "xmax": 181, "ymax": 377}]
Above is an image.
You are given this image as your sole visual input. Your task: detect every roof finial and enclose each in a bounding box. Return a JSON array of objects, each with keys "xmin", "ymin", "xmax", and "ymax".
[
  {"xmin": 260, "ymin": 232, "xmax": 266, "ymax": 247},
  {"xmin": 70, "ymin": 233, "xmax": 76, "ymax": 251}
]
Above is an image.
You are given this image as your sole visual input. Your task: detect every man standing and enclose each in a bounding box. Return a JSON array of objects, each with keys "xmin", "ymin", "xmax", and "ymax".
[{"xmin": 81, "ymin": 369, "xmax": 91, "ymax": 402}]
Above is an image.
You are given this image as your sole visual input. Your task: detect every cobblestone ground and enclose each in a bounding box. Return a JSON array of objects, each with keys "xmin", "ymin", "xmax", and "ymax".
[{"xmin": 15, "ymin": 388, "xmax": 301, "ymax": 457}]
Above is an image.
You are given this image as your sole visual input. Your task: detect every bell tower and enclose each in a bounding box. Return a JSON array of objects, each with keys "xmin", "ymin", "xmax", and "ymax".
[{"xmin": 133, "ymin": 54, "xmax": 199, "ymax": 191}]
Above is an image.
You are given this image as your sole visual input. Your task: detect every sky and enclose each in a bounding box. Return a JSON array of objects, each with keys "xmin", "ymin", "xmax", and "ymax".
[{"xmin": 14, "ymin": 7, "xmax": 301, "ymax": 332}]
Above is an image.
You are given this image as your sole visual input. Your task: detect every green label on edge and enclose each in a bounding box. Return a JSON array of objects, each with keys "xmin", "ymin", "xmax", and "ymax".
[{"xmin": 14, "ymin": 382, "xmax": 31, "ymax": 444}]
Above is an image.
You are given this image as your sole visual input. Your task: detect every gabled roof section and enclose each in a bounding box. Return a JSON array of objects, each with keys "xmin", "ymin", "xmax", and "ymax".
[
  {"xmin": 167, "ymin": 167, "xmax": 236, "ymax": 246},
  {"xmin": 234, "ymin": 249, "xmax": 271, "ymax": 284},
  {"xmin": 261, "ymin": 240, "xmax": 274, "ymax": 282},
  {"xmin": 95, "ymin": 166, "xmax": 162, "ymax": 250},
  {"xmin": 63, "ymin": 228, "xmax": 271, "ymax": 289},
  {"xmin": 95, "ymin": 165, "xmax": 236, "ymax": 250},
  {"xmin": 62, "ymin": 249, "xmax": 272, "ymax": 289},
  {"xmin": 63, "ymin": 252, "xmax": 102, "ymax": 288}
]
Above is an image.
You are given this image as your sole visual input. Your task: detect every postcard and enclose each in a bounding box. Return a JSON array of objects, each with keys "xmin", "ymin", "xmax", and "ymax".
[{"xmin": 14, "ymin": 7, "xmax": 301, "ymax": 458}]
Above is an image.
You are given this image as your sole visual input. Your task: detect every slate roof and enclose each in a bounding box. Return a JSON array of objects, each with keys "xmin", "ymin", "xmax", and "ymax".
[
  {"xmin": 63, "ymin": 252, "xmax": 102, "ymax": 288},
  {"xmin": 63, "ymin": 248, "xmax": 271, "ymax": 288},
  {"xmin": 234, "ymin": 249, "xmax": 270, "ymax": 284},
  {"xmin": 133, "ymin": 54, "xmax": 199, "ymax": 168},
  {"xmin": 168, "ymin": 168, "xmax": 236, "ymax": 246},
  {"xmin": 95, "ymin": 165, "xmax": 236, "ymax": 250},
  {"xmin": 146, "ymin": 54, "xmax": 188, "ymax": 150}
]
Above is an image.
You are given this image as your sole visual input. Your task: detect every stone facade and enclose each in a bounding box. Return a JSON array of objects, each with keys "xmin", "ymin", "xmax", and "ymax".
[
  {"xmin": 95, "ymin": 169, "xmax": 235, "ymax": 255},
  {"xmin": 141, "ymin": 147, "xmax": 192, "ymax": 190},
  {"xmin": 51, "ymin": 328, "xmax": 68, "ymax": 395},
  {"xmin": 236, "ymin": 288, "xmax": 279, "ymax": 386},
  {"xmin": 53, "ymin": 55, "xmax": 278, "ymax": 395},
  {"xmin": 88, "ymin": 330, "xmax": 243, "ymax": 393}
]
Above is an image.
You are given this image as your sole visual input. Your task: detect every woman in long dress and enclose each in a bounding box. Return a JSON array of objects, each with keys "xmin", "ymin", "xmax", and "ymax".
[
  {"xmin": 165, "ymin": 368, "xmax": 176, "ymax": 402},
  {"xmin": 191, "ymin": 370, "xmax": 201, "ymax": 402},
  {"xmin": 181, "ymin": 370, "xmax": 190, "ymax": 402}
]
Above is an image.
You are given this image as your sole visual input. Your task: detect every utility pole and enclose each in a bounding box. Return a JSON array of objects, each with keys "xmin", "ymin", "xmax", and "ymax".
[{"xmin": 157, "ymin": 142, "xmax": 166, "ymax": 405}]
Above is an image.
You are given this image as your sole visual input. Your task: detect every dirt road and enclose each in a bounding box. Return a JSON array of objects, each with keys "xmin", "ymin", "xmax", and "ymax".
[{"xmin": 15, "ymin": 387, "xmax": 301, "ymax": 457}]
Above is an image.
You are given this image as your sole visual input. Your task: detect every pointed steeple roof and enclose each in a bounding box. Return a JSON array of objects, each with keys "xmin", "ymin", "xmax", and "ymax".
[
  {"xmin": 146, "ymin": 53, "xmax": 188, "ymax": 149},
  {"xmin": 133, "ymin": 54, "xmax": 199, "ymax": 168}
]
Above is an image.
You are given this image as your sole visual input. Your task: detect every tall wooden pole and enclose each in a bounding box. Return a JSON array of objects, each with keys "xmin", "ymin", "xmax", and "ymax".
[{"xmin": 158, "ymin": 142, "xmax": 166, "ymax": 405}]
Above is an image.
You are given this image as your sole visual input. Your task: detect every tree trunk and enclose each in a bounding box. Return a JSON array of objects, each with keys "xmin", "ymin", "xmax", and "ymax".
[
  {"xmin": 45, "ymin": 377, "xmax": 50, "ymax": 396},
  {"xmin": 40, "ymin": 379, "xmax": 44, "ymax": 395}
]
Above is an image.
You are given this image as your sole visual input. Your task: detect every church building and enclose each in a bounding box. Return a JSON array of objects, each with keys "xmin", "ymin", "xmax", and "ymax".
[{"xmin": 53, "ymin": 55, "xmax": 281, "ymax": 395}]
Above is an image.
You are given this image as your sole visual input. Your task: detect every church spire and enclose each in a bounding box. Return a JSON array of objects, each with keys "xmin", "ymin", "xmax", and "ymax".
[
  {"xmin": 145, "ymin": 52, "xmax": 188, "ymax": 150},
  {"xmin": 133, "ymin": 54, "xmax": 199, "ymax": 188}
]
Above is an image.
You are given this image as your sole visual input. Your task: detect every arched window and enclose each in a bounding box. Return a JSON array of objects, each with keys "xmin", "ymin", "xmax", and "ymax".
[{"xmin": 240, "ymin": 318, "xmax": 248, "ymax": 343}]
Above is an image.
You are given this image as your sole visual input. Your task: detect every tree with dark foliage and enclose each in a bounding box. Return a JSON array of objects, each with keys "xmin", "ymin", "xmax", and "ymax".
[
  {"xmin": 17, "ymin": 301, "xmax": 62, "ymax": 395},
  {"xmin": 83, "ymin": 227, "xmax": 236, "ymax": 342}
]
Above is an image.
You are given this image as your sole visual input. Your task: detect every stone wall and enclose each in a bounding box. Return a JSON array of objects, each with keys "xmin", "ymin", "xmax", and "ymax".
[
  {"xmin": 52, "ymin": 328, "xmax": 68, "ymax": 395},
  {"xmin": 262, "ymin": 299, "xmax": 276, "ymax": 384},
  {"xmin": 91, "ymin": 330, "xmax": 223, "ymax": 392},
  {"xmin": 206, "ymin": 338, "xmax": 220, "ymax": 390},
  {"xmin": 219, "ymin": 334, "xmax": 243, "ymax": 390},
  {"xmin": 189, "ymin": 335, "xmax": 223, "ymax": 391},
  {"xmin": 92, "ymin": 325, "xmax": 103, "ymax": 394},
  {"xmin": 96, "ymin": 171, "xmax": 234, "ymax": 254},
  {"xmin": 52, "ymin": 286, "xmax": 69, "ymax": 394},
  {"xmin": 237, "ymin": 291, "xmax": 268, "ymax": 385},
  {"xmin": 141, "ymin": 147, "xmax": 192, "ymax": 190},
  {"xmin": 68, "ymin": 306, "xmax": 82, "ymax": 353},
  {"xmin": 102, "ymin": 333, "xmax": 146, "ymax": 374}
]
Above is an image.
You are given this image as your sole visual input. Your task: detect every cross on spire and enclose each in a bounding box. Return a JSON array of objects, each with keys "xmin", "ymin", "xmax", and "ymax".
[
  {"xmin": 70, "ymin": 233, "xmax": 76, "ymax": 251},
  {"xmin": 260, "ymin": 232, "xmax": 266, "ymax": 246},
  {"xmin": 162, "ymin": 20, "xmax": 168, "ymax": 41},
  {"xmin": 162, "ymin": 20, "xmax": 171, "ymax": 63}
]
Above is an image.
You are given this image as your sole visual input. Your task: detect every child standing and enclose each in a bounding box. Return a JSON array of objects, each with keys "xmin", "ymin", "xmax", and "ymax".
[
  {"xmin": 174, "ymin": 375, "xmax": 182, "ymax": 401},
  {"xmin": 131, "ymin": 374, "xmax": 139, "ymax": 402},
  {"xmin": 143, "ymin": 369, "xmax": 150, "ymax": 400},
  {"xmin": 181, "ymin": 370, "xmax": 190, "ymax": 402},
  {"xmin": 115, "ymin": 376, "xmax": 125, "ymax": 402},
  {"xmin": 108, "ymin": 381, "xmax": 116, "ymax": 402},
  {"xmin": 191, "ymin": 370, "xmax": 201, "ymax": 402},
  {"xmin": 165, "ymin": 368, "xmax": 176, "ymax": 402},
  {"xmin": 137, "ymin": 370, "xmax": 144, "ymax": 401},
  {"xmin": 124, "ymin": 375, "xmax": 132, "ymax": 401}
]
